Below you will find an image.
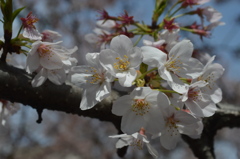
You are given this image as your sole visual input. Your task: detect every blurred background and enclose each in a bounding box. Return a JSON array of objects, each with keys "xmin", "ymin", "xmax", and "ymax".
[{"xmin": 0, "ymin": 0, "xmax": 240, "ymax": 158}]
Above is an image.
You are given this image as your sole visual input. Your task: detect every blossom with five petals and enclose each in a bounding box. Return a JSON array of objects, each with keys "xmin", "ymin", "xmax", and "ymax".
[
  {"xmin": 69, "ymin": 53, "xmax": 114, "ymax": 110},
  {"xmin": 100, "ymin": 35, "xmax": 142, "ymax": 87}
]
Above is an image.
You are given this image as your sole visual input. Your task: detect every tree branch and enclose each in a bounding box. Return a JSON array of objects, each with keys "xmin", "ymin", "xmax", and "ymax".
[
  {"xmin": 1, "ymin": 62, "xmax": 240, "ymax": 159},
  {"xmin": 0, "ymin": 62, "xmax": 122, "ymax": 129}
]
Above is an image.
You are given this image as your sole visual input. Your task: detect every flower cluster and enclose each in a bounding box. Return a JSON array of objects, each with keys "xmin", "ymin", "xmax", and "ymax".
[
  {"xmin": 20, "ymin": 13, "xmax": 78, "ymax": 87},
  {"xmin": 69, "ymin": 34, "xmax": 224, "ymax": 158}
]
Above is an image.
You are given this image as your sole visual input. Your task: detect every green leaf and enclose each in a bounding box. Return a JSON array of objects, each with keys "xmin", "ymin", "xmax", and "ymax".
[
  {"xmin": 12, "ymin": 7, "xmax": 25, "ymax": 22},
  {"xmin": 139, "ymin": 63, "xmax": 148, "ymax": 74}
]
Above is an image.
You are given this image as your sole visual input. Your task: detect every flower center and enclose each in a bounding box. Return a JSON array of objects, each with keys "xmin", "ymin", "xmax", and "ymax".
[
  {"xmin": 165, "ymin": 55, "xmax": 182, "ymax": 73},
  {"xmin": 113, "ymin": 55, "xmax": 130, "ymax": 71},
  {"xmin": 38, "ymin": 44, "xmax": 52, "ymax": 58},
  {"xmin": 131, "ymin": 99, "xmax": 150, "ymax": 116},
  {"xmin": 85, "ymin": 67, "xmax": 104, "ymax": 84},
  {"xmin": 130, "ymin": 138, "xmax": 144, "ymax": 150},
  {"xmin": 188, "ymin": 87, "xmax": 201, "ymax": 101},
  {"xmin": 165, "ymin": 114, "xmax": 179, "ymax": 136}
]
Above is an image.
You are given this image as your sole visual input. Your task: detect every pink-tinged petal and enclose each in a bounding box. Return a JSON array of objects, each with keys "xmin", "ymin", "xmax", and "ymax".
[
  {"xmin": 47, "ymin": 69, "xmax": 66, "ymax": 85},
  {"xmin": 110, "ymin": 35, "xmax": 133, "ymax": 56},
  {"xmin": 146, "ymin": 143, "xmax": 159, "ymax": 159},
  {"xmin": 40, "ymin": 52, "xmax": 63, "ymax": 70},
  {"xmin": 23, "ymin": 28, "xmax": 42, "ymax": 40},
  {"xmin": 129, "ymin": 47, "xmax": 142, "ymax": 68},
  {"xmin": 169, "ymin": 40, "xmax": 193, "ymax": 59},
  {"xmin": 95, "ymin": 82, "xmax": 111, "ymax": 101},
  {"xmin": 160, "ymin": 130, "xmax": 180, "ymax": 150},
  {"xmin": 26, "ymin": 52, "xmax": 40, "ymax": 73},
  {"xmin": 31, "ymin": 68, "xmax": 47, "ymax": 87},
  {"xmin": 80, "ymin": 85, "xmax": 100, "ymax": 110},
  {"xmin": 112, "ymin": 95, "xmax": 132, "ymax": 116},
  {"xmin": 121, "ymin": 111, "xmax": 145, "ymax": 134},
  {"xmin": 141, "ymin": 46, "xmax": 167, "ymax": 67},
  {"xmin": 118, "ymin": 69, "xmax": 136, "ymax": 87}
]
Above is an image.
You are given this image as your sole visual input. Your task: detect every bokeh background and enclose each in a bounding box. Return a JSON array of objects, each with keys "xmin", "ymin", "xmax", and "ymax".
[{"xmin": 0, "ymin": 0, "xmax": 240, "ymax": 159}]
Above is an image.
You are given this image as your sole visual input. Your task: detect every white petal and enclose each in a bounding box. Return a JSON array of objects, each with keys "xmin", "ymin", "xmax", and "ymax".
[
  {"xmin": 129, "ymin": 47, "xmax": 142, "ymax": 68},
  {"xmin": 146, "ymin": 143, "xmax": 159, "ymax": 159},
  {"xmin": 169, "ymin": 40, "xmax": 193, "ymax": 59},
  {"xmin": 110, "ymin": 35, "xmax": 133, "ymax": 56},
  {"xmin": 26, "ymin": 52, "xmax": 40, "ymax": 73},
  {"xmin": 141, "ymin": 46, "xmax": 167, "ymax": 67},
  {"xmin": 40, "ymin": 52, "xmax": 63, "ymax": 70},
  {"xmin": 47, "ymin": 69, "xmax": 66, "ymax": 85},
  {"xmin": 112, "ymin": 95, "xmax": 132, "ymax": 116},
  {"xmin": 80, "ymin": 85, "xmax": 100, "ymax": 110},
  {"xmin": 31, "ymin": 68, "xmax": 47, "ymax": 87},
  {"xmin": 117, "ymin": 69, "xmax": 136, "ymax": 87},
  {"xmin": 86, "ymin": 53, "xmax": 100, "ymax": 68},
  {"xmin": 95, "ymin": 82, "xmax": 111, "ymax": 101},
  {"xmin": 160, "ymin": 130, "xmax": 180, "ymax": 150},
  {"xmin": 121, "ymin": 111, "xmax": 145, "ymax": 134},
  {"xmin": 99, "ymin": 49, "xmax": 118, "ymax": 75}
]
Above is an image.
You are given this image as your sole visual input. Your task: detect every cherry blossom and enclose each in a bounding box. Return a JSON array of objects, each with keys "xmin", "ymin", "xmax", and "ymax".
[
  {"xmin": 112, "ymin": 87, "xmax": 167, "ymax": 134},
  {"xmin": 26, "ymin": 41, "xmax": 77, "ymax": 73},
  {"xmin": 193, "ymin": 55, "xmax": 225, "ymax": 104},
  {"xmin": 20, "ymin": 12, "xmax": 42, "ymax": 40},
  {"xmin": 181, "ymin": 81, "xmax": 217, "ymax": 117},
  {"xmin": 142, "ymin": 40, "xmax": 203, "ymax": 93},
  {"xmin": 69, "ymin": 53, "xmax": 114, "ymax": 110},
  {"xmin": 41, "ymin": 30, "xmax": 62, "ymax": 42},
  {"xmin": 100, "ymin": 35, "xmax": 142, "ymax": 87},
  {"xmin": 159, "ymin": 105, "xmax": 203, "ymax": 149},
  {"xmin": 109, "ymin": 128, "xmax": 158, "ymax": 159}
]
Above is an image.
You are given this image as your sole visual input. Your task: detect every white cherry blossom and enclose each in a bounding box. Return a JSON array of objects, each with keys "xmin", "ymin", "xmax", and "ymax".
[
  {"xmin": 193, "ymin": 55, "xmax": 224, "ymax": 104},
  {"xmin": 26, "ymin": 41, "xmax": 77, "ymax": 73},
  {"xmin": 109, "ymin": 128, "xmax": 158, "ymax": 159},
  {"xmin": 41, "ymin": 30, "xmax": 62, "ymax": 42},
  {"xmin": 142, "ymin": 40, "xmax": 203, "ymax": 93},
  {"xmin": 181, "ymin": 81, "xmax": 217, "ymax": 117},
  {"xmin": 100, "ymin": 35, "xmax": 142, "ymax": 87},
  {"xmin": 159, "ymin": 105, "xmax": 203, "ymax": 150},
  {"xmin": 69, "ymin": 53, "xmax": 114, "ymax": 110},
  {"xmin": 112, "ymin": 87, "xmax": 167, "ymax": 134}
]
